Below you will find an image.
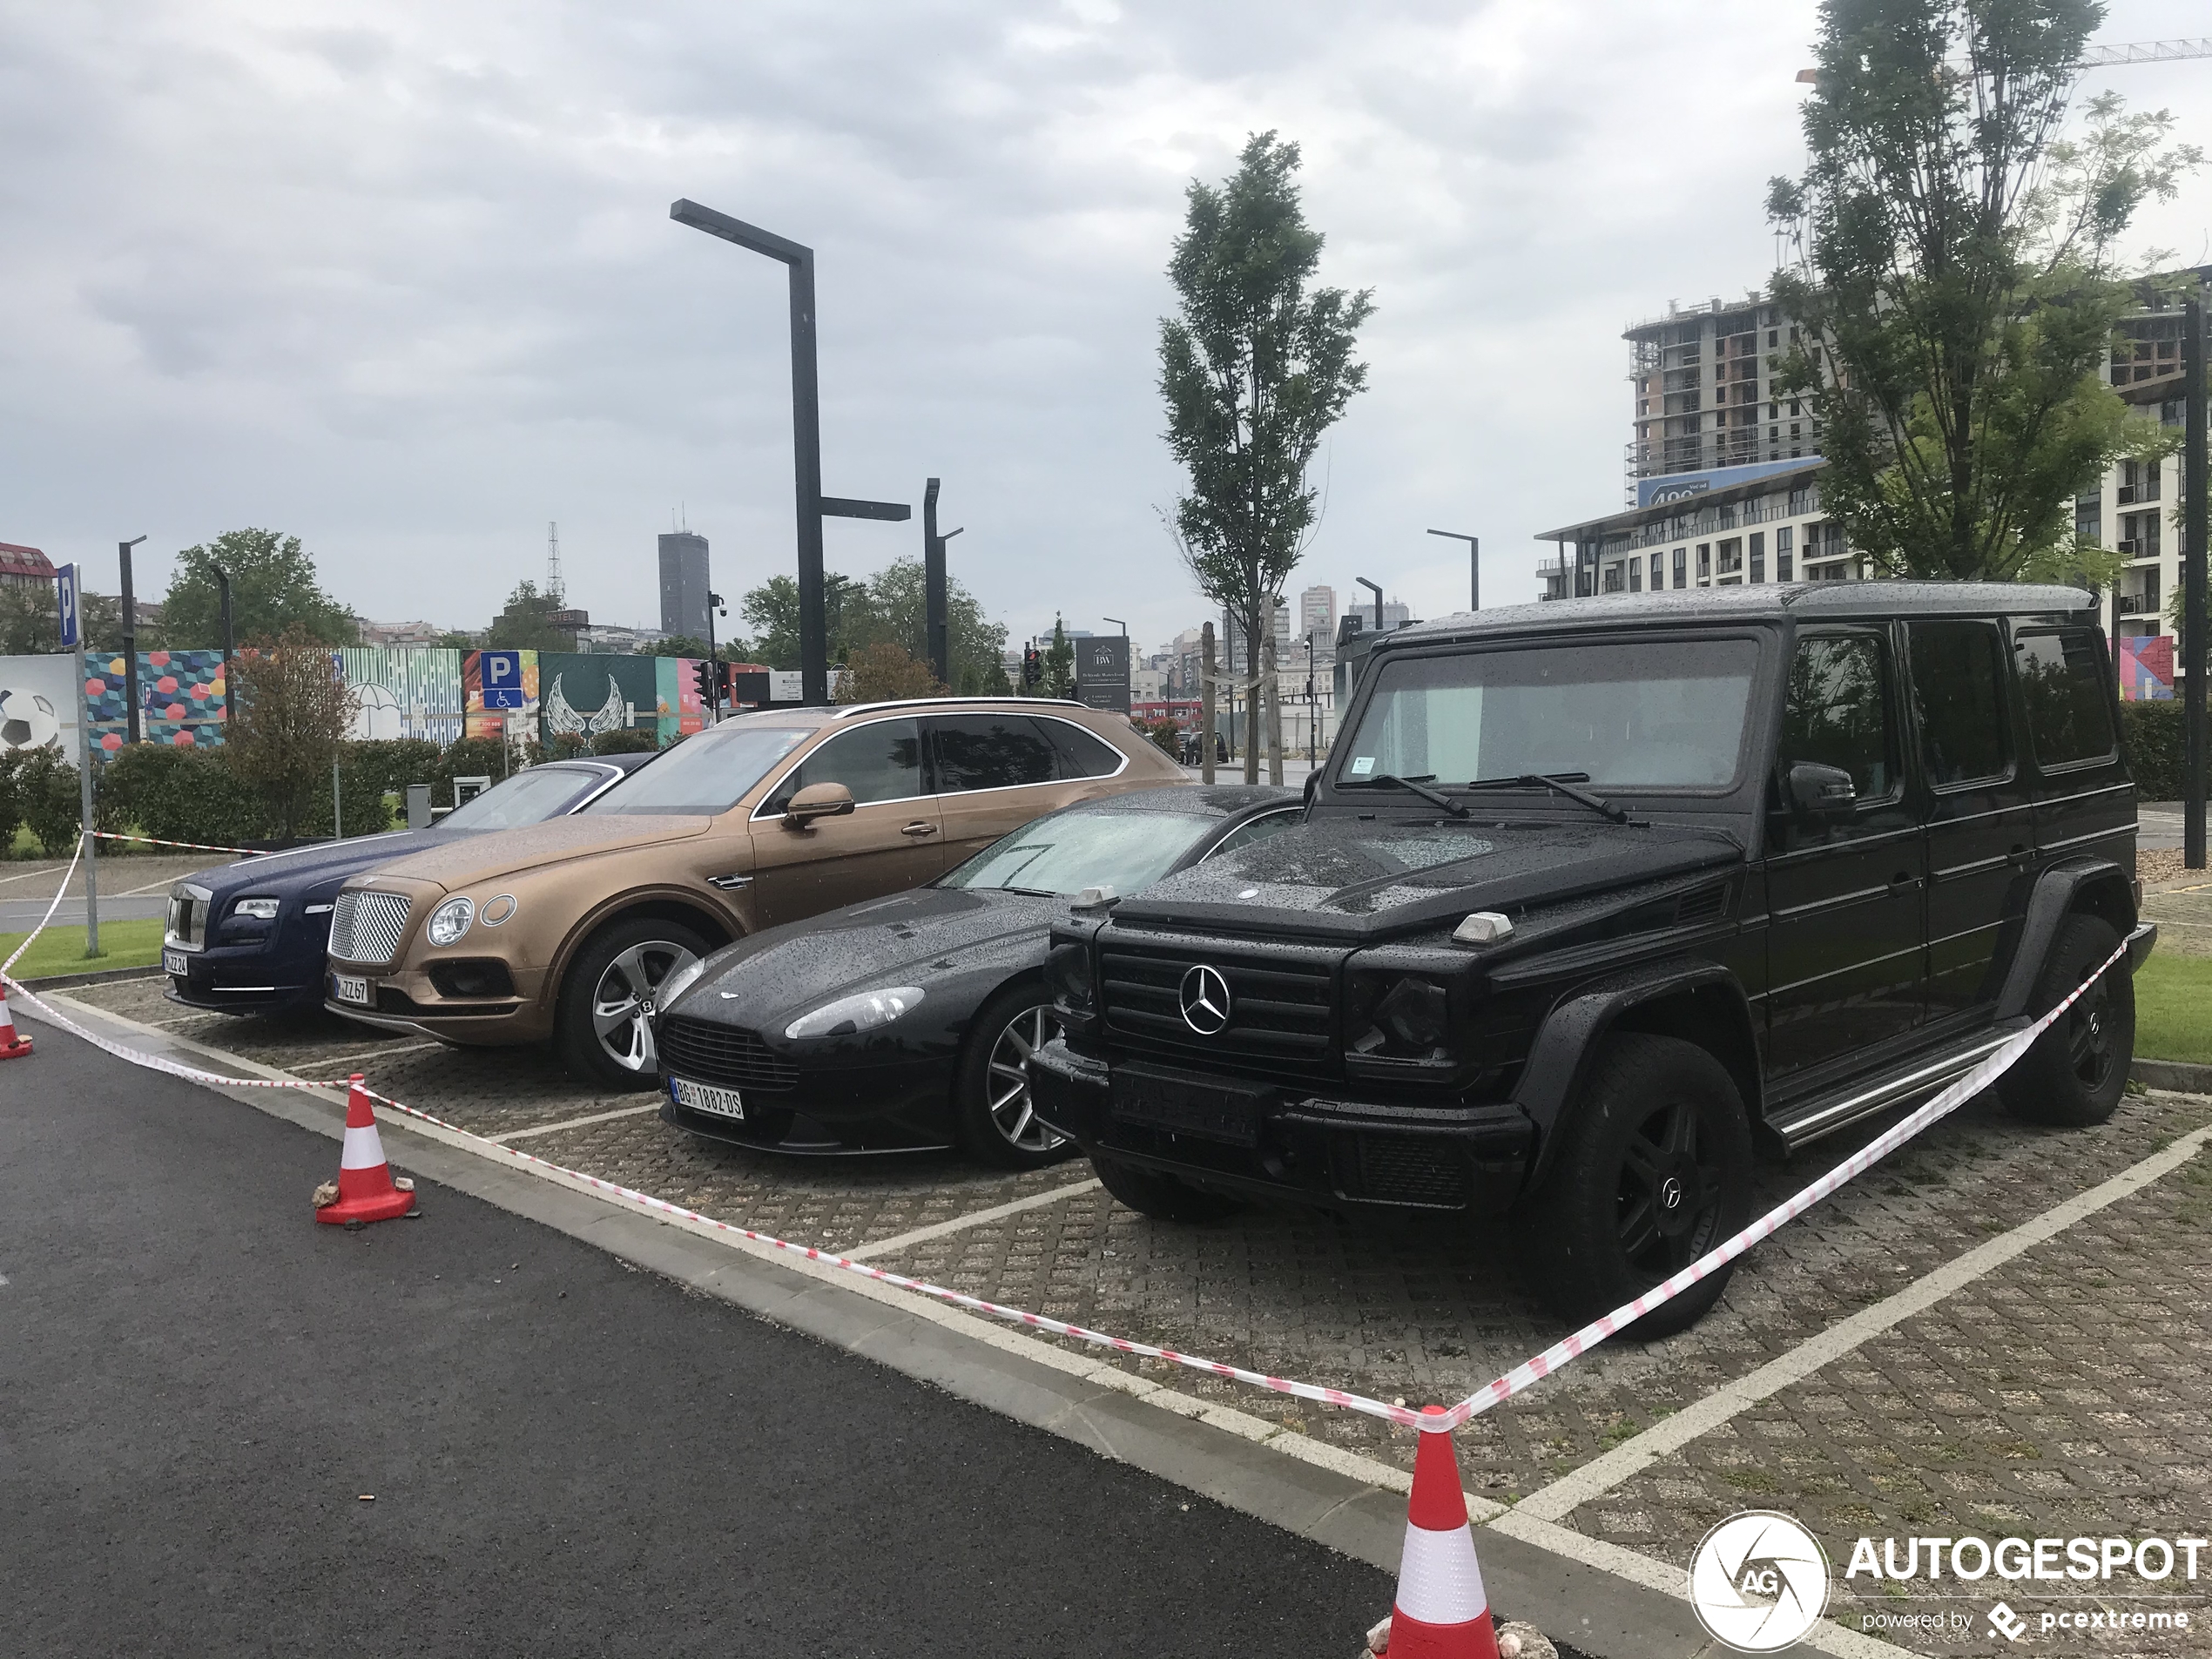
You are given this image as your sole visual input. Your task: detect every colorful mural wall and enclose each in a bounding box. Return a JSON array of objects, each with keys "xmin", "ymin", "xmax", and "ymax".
[
  {"xmin": 339, "ymin": 648, "xmax": 466, "ymax": 743},
  {"xmin": 462, "ymin": 650, "xmax": 538, "ymax": 740},
  {"xmin": 84, "ymin": 650, "xmax": 227, "ymax": 754},
  {"xmin": 2119, "ymin": 635, "xmax": 2175, "ymax": 701}
]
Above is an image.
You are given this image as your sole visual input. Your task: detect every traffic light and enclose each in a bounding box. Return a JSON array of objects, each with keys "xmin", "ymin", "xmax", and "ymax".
[
  {"xmin": 692, "ymin": 659, "xmax": 717, "ymax": 705},
  {"xmin": 1021, "ymin": 644, "xmax": 1041, "ymax": 690}
]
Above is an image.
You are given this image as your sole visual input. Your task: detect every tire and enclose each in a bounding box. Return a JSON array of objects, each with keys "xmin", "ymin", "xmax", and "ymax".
[
  {"xmin": 555, "ymin": 916, "xmax": 709, "ymax": 1091},
  {"xmin": 953, "ymin": 985, "xmax": 1078, "ymax": 1170},
  {"xmin": 1522, "ymin": 1034, "xmax": 1754, "ymax": 1340},
  {"xmin": 1998, "ymin": 912, "xmax": 2133, "ymax": 1128},
  {"xmin": 1092, "ymin": 1152, "xmax": 1245, "ymax": 1224}
]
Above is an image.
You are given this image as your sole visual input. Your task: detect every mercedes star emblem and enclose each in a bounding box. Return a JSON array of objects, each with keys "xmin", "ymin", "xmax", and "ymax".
[
  {"xmin": 1660, "ymin": 1176, "xmax": 1684, "ymax": 1211},
  {"xmin": 1178, "ymin": 964, "xmax": 1232, "ymax": 1035}
]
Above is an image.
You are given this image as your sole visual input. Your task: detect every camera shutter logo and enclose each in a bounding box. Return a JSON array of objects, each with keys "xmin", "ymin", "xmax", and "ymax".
[
  {"xmin": 1689, "ymin": 1511, "xmax": 1831, "ymax": 1652},
  {"xmin": 1178, "ymin": 965, "xmax": 1232, "ymax": 1035}
]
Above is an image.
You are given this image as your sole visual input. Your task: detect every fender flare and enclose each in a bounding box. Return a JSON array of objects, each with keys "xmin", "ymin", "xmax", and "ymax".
[
  {"xmin": 1993, "ymin": 857, "xmax": 2136, "ymax": 1020},
  {"xmin": 1511, "ymin": 958, "xmax": 1761, "ymax": 1188}
]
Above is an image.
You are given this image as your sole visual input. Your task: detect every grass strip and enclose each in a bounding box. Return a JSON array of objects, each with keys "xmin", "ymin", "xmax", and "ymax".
[{"xmin": 0, "ymin": 917, "xmax": 166, "ymax": 980}]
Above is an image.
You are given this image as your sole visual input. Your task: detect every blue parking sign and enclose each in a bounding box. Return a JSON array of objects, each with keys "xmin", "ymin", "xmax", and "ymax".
[
  {"xmin": 57, "ymin": 563, "xmax": 79, "ymax": 648},
  {"xmin": 480, "ymin": 650, "xmax": 526, "ymax": 709}
]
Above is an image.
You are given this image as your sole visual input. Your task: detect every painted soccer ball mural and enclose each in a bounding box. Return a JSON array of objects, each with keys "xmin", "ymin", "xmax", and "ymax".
[{"xmin": 0, "ymin": 688, "xmax": 61, "ymax": 752}]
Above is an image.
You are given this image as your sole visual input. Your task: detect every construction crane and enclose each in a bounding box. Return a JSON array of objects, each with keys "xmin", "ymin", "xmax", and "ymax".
[{"xmin": 1797, "ymin": 38, "xmax": 2211, "ymax": 84}]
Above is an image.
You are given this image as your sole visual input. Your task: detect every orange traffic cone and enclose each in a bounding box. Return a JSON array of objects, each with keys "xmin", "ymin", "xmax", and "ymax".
[
  {"xmin": 313, "ymin": 1076, "xmax": 416, "ymax": 1226},
  {"xmin": 1376, "ymin": 1408, "xmax": 1499, "ymax": 1657},
  {"xmin": 0, "ymin": 982, "xmax": 30, "ymax": 1061}
]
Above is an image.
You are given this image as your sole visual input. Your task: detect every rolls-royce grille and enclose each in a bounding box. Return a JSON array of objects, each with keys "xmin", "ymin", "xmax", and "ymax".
[
  {"xmin": 165, "ymin": 887, "xmax": 211, "ymax": 950},
  {"xmin": 1099, "ymin": 946, "xmax": 1333, "ymax": 1077},
  {"xmin": 658, "ymin": 1017, "xmax": 799, "ymax": 1094},
  {"xmin": 328, "ymin": 890, "xmax": 413, "ymax": 965}
]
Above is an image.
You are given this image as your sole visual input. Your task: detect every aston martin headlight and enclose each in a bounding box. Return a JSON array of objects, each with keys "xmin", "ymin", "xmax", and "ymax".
[
  {"xmin": 233, "ymin": 897, "xmax": 280, "ymax": 921},
  {"xmin": 784, "ymin": 986, "xmax": 925, "ymax": 1041},
  {"xmin": 427, "ymin": 896, "xmax": 475, "ymax": 948},
  {"xmin": 657, "ymin": 956, "xmax": 707, "ymax": 1013}
]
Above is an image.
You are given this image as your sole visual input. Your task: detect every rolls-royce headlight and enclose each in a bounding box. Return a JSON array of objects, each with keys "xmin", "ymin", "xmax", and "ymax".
[
  {"xmin": 427, "ymin": 896, "xmax": 475, "ymax": 948},
  {"xmin": 657, "ymin": 956, "xmax": 708, "ymax": 1012},
  {"xmin": 233, "ymin": 897, "xmax": 280, "ymax": 921},
  {"xmin": 785, "ymin": 987, "xmax": 925, "ymax": 1041}
]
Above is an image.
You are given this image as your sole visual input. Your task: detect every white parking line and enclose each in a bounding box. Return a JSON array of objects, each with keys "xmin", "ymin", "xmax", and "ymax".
[
  {"xmin": 309, "ymin": 1040, "xmax": 445, "ymax": 1072},
  {"xmin": 492, "ymin": 1103, "xmax": 663, "ymax": 1143},
  {"xmin": 1512, "ymin": 1119, "xmax": 2212, "ymax": 1525},
  {"xmin": 844, "ymin": 1177, "xmax": 1104, "ymax": 1260}
]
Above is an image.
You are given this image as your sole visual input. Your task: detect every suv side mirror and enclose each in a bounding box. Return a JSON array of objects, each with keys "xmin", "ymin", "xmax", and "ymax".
[
  {"xmin": 1786, "ymin": 761, "xmax": 1858, "ymax": 820},
  {"xmin": 782, "ymin": 781, "xmax": 856, "ymax": 830}
]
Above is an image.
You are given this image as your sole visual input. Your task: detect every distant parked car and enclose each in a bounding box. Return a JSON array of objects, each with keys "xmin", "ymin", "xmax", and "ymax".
[
  {"xmin": 161, "ymin": 755, "xmax": 652, "ymax": 1015},
  {"xmin": 320, "ymin": 698, "xmax": 1189, "ymax": 1089},
  {"xmin": 651, "ymin": 786, "xmax": 1299, "ymax": 1166}
]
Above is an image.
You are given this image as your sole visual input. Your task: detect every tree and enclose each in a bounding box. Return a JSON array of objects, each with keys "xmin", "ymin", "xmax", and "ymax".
[
  {"xmin": 0, "ymin": 583, "xmax": 125, "ymax": 655},
  {"xmin": 1766, "ymin": 1, "xmax": 2201, "ymax": 582},
  {"xmin": 837, "ymin": 557, "xmax": 1009, "ymax": 693},
  {"xmin": 739, "ymin": 573, "xmax": 861, "ymax": 670},
  {"xmin": 225, "ymin": 630, "xmax": 358, "ymax": 839},
  {"xmin": 640, "ymin": 635, "xmax": 714, "ymax": 659},
  {"xmin": 1037, "ymin": 616, "xmax": 1076, "ymax": 701},
  {"xmin": 486, "ymin": 579, "xmax": 578, "ymax": 654},
  {"xmin": 835, "ymin": 641, "xmax": 948, "ymax": 705},
  {"xmin": 1160, "ymin": 132, "xmax": 1373, "ymax": 779},
  {"xmin": 161, "ymin": 529, "xmax": 357, "ymax": 647}
]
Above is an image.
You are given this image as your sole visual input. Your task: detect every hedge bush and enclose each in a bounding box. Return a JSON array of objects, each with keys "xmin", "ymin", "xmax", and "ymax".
[
  {"xmin": 19, "ymin": 747, "xmax": 83, "ymax": 855},
  {"xmin": 0, "ymin": 752, "xmax": 24, "ymax": 854},
  {"xmin": 590, "ymin": 727, "xmax": 660, "ymax": 756},
  {"xmin": 2120, "ymin": 701, "xmax": 2183, "ymax": 801},
  {"xmin": 125, "ymin": 749, "xmax": 266, "ymax": 848}
]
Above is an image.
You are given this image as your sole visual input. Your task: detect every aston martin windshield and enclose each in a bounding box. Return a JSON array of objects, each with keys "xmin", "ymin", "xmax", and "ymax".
[
  {"xmin": 1343, "ymin": 638, "xmax": 1759, "ymax": 791},
  {"xmin": 438, "ymin": 767, "xmax": 603, "ymax": 831},
  {"xmin": 940, "ymin": 808, "xmax": 1217, "ymax": 896},
  {"xmin": 584, "ymin": 728, "xmax": 810, "ymax": 815}
]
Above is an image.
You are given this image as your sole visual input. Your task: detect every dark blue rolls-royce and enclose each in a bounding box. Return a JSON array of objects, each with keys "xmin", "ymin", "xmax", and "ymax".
[{"xmin": 161, "ymin": 755, "xmax": 651, "ymax": 1015}]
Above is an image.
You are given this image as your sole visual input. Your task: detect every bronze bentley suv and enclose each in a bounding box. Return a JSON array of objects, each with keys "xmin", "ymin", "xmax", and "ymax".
[{"xmin": 321, "ymin": 698, "xmax": 1185, "ymax": 1086}]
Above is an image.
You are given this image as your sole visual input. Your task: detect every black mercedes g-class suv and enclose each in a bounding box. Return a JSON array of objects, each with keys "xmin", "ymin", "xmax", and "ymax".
[{"xmin": 1030, "ymin": 583, "xmax": 2159, "ymax": 1336}]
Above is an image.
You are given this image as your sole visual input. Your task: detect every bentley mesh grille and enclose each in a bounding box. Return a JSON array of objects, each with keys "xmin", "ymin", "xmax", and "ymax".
[
  {"xmin": 658, "ymin": 1017, "xmax": 799, "ymax": 1094},
  {"xmin": 329, "ymin": 890, "xmax": 413, "ymax": 965}
]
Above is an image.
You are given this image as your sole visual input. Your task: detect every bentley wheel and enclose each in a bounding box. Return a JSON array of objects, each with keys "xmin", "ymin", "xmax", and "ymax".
[
  {"xmin": 954, "ymin": 985, "xmax": 1076, "ymax": 1170},
  {"xmin": 556, "ymin": 916, "xmax": 708, "ymax": 1091},
  {"xmin": 1523, "ymin": 1033, "xmax": 1753, "ymax": 1340}
]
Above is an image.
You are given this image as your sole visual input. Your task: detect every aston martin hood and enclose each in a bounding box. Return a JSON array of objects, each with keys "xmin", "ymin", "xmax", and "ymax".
[{"xmin": 1111, "ymin": 817, "xmax": 1739, "ymax": 942}]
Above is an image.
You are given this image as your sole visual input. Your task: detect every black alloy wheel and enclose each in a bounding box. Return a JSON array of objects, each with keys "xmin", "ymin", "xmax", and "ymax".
[
  {"xmin": 1999, "ymin": 912, "xmax": 2133, "ymax": 1128},
  {"xmin": 954, "ymin": 986, "xmax": 1076, "ymax": 1170},
  {"xmin": 1614, "ymin": 1097, "xmax": 1727, "ymax": 1281}
]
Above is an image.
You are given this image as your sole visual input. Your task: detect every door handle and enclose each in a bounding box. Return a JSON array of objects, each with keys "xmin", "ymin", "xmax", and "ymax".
[
  {"xmin": 900, "ymin": 822, "xmax": 938, "ymax": 839},
  {"xmin": 1891, "ymin": 871, "xmax": 1922, "ymax": 889}
]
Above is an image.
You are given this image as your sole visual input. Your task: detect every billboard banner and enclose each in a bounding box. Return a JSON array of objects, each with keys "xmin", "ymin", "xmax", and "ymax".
[
  {"xmin": 340, "ymin": 647, "xmax": 464, "ymax": 743},
  {"xmin": 2118, "ymin": 635, "xmax": 2175, "ymax": 701},
  {"xmin": 1074, "ymin": 636, "xmax": 1131, "ymax": 712},
  {"xmin": 0, "ymin": 653, "xmax": 86, "ymax": 767},
  {"xmin": 541, "ymin": 653, "xmax": 658, "ymax": 742},
  {"xmin": 84, "ymin": 649, "xmax": 226, "ymax": 755}
]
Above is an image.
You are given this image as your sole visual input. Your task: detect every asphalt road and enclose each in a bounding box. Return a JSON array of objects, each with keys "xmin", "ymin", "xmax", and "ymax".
[{"xmin": 0, "ymin": 1034, "xmax": 1395, "ymax": 1658}]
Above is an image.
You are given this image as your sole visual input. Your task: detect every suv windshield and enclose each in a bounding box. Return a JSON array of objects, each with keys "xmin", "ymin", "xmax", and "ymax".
[
  {"xmin": 1342, "ymin": 637, "xmax": 1758, "ymax": 792},
  {"xmin": 584, "ymin": 727, "xmax": 810, "ymax": 816},
  {"xmin": 941, "ymin": 808, "xmax": 1217, "ymax": 896},
  {"xmin": 438, "ymin": 766, "xmax": 601, "ymax": 832}
]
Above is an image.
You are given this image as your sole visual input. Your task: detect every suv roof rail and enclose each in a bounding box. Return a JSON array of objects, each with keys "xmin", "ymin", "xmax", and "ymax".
[{"xmin": 830, "ymin": 696, "xmax": 1096, "ymax": 720}]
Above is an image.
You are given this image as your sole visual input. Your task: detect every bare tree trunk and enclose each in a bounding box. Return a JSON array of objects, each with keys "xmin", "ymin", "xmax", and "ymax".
[
  {"xmin": 1200, "ymin": 623, "xmax": 1217, "ymax": 784},
  {"xmin": 1243, "ymin": 603, "xmax": 1261, "ymax": 785},
  {"xmin": 1263, "ymin": 634, "xmax": 1283, "ymax": 785}
]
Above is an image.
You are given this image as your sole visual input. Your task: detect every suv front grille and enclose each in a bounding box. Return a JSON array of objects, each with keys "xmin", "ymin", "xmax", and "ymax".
[
  {"xmin": 329, "ymin": 890, "xmax": 413, "ymax": 965},
  {"xmin": 165, "ymin": 885, "xmax": 212, "ymax": 950},
  {"xmin": 658, "ymin": 1017, "xmax": 799, "ymax": 1093},
  {"xmin": 1099, "ymin": 944, "xmax": 1334, "ymax": 1078}
]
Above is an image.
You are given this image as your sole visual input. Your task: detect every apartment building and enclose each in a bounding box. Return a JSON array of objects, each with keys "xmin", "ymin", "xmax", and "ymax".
[
  {"xmin": 1627, "ymin": 293, "xmax": 1824, "ymax": 488},
  {"xmin": 1539, "ymin": 459, "xmax": 1852, "ymax": 600}
]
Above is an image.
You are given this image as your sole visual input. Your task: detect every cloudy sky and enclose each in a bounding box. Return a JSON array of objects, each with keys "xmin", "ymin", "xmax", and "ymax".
[{"xmin": 4, "ymin": 0, "xmax": 2209, "ymax": 656}]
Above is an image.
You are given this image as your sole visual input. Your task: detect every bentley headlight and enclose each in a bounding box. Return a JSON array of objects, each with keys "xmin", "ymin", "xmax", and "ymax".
[
  {"xmin": 427, "ymin": 896, "xmax": 475, "ymax": 948},
  {"xmin": 657, "ymin": 956, "xmax": 708, "ymax": 1013},
  {"xmin": 785, "ymin": 987, "xmax": 925, "ymax": 1041},
  {"xmin": 233, "ymin": 897, "xmax": 280, "ymax": 921}
]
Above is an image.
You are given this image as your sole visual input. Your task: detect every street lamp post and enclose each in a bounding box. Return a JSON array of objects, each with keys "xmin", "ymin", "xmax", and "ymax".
[
  {"xmin": 118, "ymin": 536, "xmax": 147, "ymax": 744},
  {"xmin": 1355, "ymin": 577, "xmax": 1383, "ymax": 631},
  {"xmin": 706, "ymin": 590, "xmax": 725, "ymax": 723},
  {"xmin": 2184, "ymin": 296, "xmax": 2207, "ymax": 870},
  {"xmin": 1305, "ymin": 633, "xmax": 1317, "ymax": 767},
  {"xmin": 922, "ymin": 478, "xmax": 963, "ymax": 687},
  {"xmin": 1426, "ymin": 529, "xmax": 1480, "ymax": 611},
  {"xmin": 671, "ymin": 199, "xmax": 910, "ymax": 706},
  {"xmin": 212, "ymin": 566, "xmax": 233, "ymax": 700}
]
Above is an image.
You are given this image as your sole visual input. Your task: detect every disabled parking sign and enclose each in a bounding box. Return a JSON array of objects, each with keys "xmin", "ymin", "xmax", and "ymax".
[{"xmin": 479, "ymin": 650, "xmax": 526, "ymax": 709}]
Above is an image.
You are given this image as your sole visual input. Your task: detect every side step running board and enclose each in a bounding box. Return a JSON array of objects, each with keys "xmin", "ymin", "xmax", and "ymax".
[{"xmin": 1767, "ymin": 1027, "xmax": 2026, "ymax": 1151}]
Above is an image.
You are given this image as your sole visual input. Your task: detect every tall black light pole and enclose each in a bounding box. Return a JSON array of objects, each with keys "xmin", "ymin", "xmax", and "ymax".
[
  {"xmin": 1427, "ymin": 528, "xmax": 1480, "ymax": 611},
  {"xmin": 671, "ymin": 199, "xmax": 909, "ymax": 706},
  {"xmin": 118, "ymin": 536, "xmax": 147, "ymax": 744},
  {"xmin": 706, "ymin": 590, "xmax": 725, "ymax": 723},
  {"xmin": 1356, "ymin": 577, "xmax": 1383, "ymax": 631},
  {"xmin": 922, "ymin": 478, "xmax": 961, "ymax": 687},
  {"xmin": 212, "ymin": 566, "xmax": 233, "ymax": 697},
  {"xmin": 2184, "ymin": 295, "xmax": 2207, "ymax": 870}
]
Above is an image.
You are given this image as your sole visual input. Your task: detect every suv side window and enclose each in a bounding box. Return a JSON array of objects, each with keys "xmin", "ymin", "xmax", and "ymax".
[
  {"xmin": 1777, "ymin": 634, "xmax": 1898, "ymax": 802},
  {"xmin": 1039, "ymin": 718, "xmax": 1125, "ymax": 780},
  {"xmin": 2014, "ymin": 628, "xmax": 2116, "ymax": 770},
  {"xmin": 1908, "ymin": 620, "xmax": 2010, "ymax": 786},
  {"xmin": 930, "ymin": 714, "xmax": 1058, "ymax": 793},
  {"xmin": 761, "ymin": 718, "xmax": 923, "ymax": 813}
]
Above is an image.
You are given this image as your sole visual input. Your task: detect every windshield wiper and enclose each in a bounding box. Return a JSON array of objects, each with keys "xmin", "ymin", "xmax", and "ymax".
[
  {"xmin": 1464, "ymin": 772, "xmax": 1641, "ymax": 826},
  {"xmin": 1337, "ymin": 772, "xmax": 1468, "ymax": 818}
]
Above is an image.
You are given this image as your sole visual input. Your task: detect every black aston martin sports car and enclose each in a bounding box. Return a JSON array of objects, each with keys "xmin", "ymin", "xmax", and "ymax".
[{"xmin": 651, "ymin": 785, "xmax": 1298, "ymax": 1167}]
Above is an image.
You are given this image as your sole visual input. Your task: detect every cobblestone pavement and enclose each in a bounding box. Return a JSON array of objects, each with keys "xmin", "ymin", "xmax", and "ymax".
[{"xmin": 54, "ymin": 970, "xmax": 2212, "ymax": 1657}]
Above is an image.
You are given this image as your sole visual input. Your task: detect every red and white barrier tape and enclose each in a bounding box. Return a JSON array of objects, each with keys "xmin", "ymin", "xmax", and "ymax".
[
  {"xmin": 0, "ymin": 849, "xmax": 2130, "ymax": 1436},
  {"xmin": 89, "ymin": 830, "xmax": 263, "ymax": 856},
  {"xmin": 3, "ymin": 836, "xmax": 86, "ymax": 977}
]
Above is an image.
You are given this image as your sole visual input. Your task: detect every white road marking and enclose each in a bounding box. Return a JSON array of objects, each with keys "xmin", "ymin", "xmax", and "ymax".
[
  {"xmin": 1513, "ymin": 1121, "xmax": 2212, "ymax": 1525},
  {"xmin": 493, "ymin": 1103, "xmax": 662, "ymax": 1143},
  {"xmin": 308, "ymin": 1040, "xmax": 444, "ymax": 1072},
  {"xmin": 844, "ymin": 1177, "xmax": 1103, "ymax": 1260},
  {"xmin": 118, "ymin": 877, "xmax": 185, "ymax": 897}
]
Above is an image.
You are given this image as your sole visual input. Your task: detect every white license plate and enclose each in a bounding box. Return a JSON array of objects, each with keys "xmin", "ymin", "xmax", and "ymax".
[
  {"xmin": 163, "ymin": 949, "xmax": 187, "ymax": 976},
  {"xmin": 671, "ymin": 1077, "xmax": 745, "ymax": 1121},
  {"xmin": 333, "ymin": 974, "xmax": 372, "ymax": 1007}
]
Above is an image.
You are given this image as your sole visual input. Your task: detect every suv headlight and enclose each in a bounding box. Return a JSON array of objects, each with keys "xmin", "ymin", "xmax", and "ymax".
[
  {"xmin": 427, "ymin": 896, "xmax": 475, "ymax": 948},
  {"xmin": 657, "ymin": 956, "xmax": 708, "ymax": 1013},
  {"xmin": 1347, "ymin": 971, "xmax": 1457, "ymax": 1062},
  {"xmin": 1044, "ymin": 941, "xmax": 1096, "ymax": 1018},
  {"xmin": 233, "ymin": 897, "xmax": 280, "ymax": 921},
  {"xmin": 785, "ymin": 986, "xmax": 924, "ymax": 1041}
]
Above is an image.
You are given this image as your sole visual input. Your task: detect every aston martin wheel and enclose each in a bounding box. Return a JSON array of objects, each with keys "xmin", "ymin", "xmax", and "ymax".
[
  {"xmin": 556, "ymin": 916, "xmax": 708, "ymax": 1091},
  {"xmin": 953, "ymin": 984, "xmax": 1077, "ymax": 1170}
]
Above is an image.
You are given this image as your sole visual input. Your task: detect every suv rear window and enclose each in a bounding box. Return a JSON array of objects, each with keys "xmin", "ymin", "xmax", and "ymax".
[
  {"xmin": 2014, "ymin": 629, "xmax": 2115, "ymax": 770},
  {"xmin": 1909, "ymin": 621, "xmax": 2010, "ymax": 786},
  {"xmin": 931, "ymin": 715, "xmax": 1059, "ymax": 792},
  {"xmin": 1038, "ymin": 718, "xmax": 1125, "ymax": 780}
]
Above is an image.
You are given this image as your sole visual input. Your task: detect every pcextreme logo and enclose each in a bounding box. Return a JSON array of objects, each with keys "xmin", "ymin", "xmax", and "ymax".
[{"xmin": 1689, "ymin": 1511, "xmax": 1831, "ymax": 1652}]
